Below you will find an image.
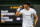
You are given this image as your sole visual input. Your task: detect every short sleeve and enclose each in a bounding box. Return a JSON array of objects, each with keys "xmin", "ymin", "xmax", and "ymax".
[{"xmin": 33, "ymin": 9, "xmax": 37, "ymax": 14}]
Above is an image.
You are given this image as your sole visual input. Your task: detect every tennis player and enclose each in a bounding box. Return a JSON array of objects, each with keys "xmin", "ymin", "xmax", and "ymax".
[{"xmin": 15, "ymin": 1, "xmax": 38, "ymax": 27}]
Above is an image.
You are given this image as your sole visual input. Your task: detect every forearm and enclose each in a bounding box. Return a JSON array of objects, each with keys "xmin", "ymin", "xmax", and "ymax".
[
  {"xmin": 34, "ymin": 17, "xmax": 38, "ymax": 25},
  {"xmin": 15, "ymin": 11, "xmax": 19, "ymax": 16},
  {"xmin": 15, "ymin": 11, "xmax": 21, "ymax": 16},
  {"xmin": 16, "ymin": 6, "xmax": 22, "ymax": 16}
]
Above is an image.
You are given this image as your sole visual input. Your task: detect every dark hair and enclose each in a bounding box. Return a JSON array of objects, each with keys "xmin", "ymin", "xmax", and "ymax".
[{"xmin": 23, "ymin": 1, "xmax": 30, "ymax": 6}]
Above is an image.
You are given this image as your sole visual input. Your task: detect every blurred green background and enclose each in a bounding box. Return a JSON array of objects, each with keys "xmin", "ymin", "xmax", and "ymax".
[{"xmin": 0, "ymin": 0, "xmax": 40, "ymax": 27}]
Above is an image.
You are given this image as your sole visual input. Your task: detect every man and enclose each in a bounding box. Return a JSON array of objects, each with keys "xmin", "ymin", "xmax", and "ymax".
[{"xmin": 15, "ymin": 1, "xmax": 38, "ymax": 27}]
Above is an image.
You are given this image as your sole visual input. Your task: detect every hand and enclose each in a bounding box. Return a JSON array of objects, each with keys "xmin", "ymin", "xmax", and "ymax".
[
  {"xmin": 34, "ymin": 22, "xmax": 36, "ymax": 26},
  {"xmin": 33, "ymin": 24, "xmax": 36, "ymax": 27},
  {"xmin": 19, "ymin": 5, "xmax": 22, "ymax": 9}
]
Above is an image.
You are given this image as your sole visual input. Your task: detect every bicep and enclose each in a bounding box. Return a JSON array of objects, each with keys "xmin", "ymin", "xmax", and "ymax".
[
  {"xmin": 34, "ymin": 14, "xmax": 38, "ymax": 19},
  {"xmin": 34, "ymin": 14, "xmax": 37, "ymax": 17},
  {"xmin": 33, "ymin": 9, "xmax": 38, "ymax": 18}
]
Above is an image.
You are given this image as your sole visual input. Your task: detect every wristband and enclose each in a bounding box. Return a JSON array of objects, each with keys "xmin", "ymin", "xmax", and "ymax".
[{"xmin": 17, "ymin": 8, "xmax": 20, "ymax": 11}]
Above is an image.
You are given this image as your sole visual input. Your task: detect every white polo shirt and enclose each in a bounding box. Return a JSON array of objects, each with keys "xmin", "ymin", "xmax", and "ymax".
[{"xmin": 20, "ymin": 8, "xmax": 36, "ymax": 26}]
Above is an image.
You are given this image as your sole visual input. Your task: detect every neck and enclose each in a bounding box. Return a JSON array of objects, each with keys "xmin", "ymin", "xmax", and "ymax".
[{"xmin": 26, "ymin": 7, "xmax": 30, "ymax": 10}]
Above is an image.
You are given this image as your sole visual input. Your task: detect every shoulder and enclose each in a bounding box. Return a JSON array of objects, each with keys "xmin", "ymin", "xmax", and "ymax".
[
  {"xmin": 30, "ymin": 8, "xmax": 36, "ymax": 13},
  {"xmin": 30, "ymin": 8, "xmax": 36, "ymax": 11}
]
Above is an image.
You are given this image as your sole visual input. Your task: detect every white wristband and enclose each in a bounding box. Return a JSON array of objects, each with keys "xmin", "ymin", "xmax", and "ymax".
[{"xmin": 17, "ymin": 8, "xmax": 20, "ymax": 11}]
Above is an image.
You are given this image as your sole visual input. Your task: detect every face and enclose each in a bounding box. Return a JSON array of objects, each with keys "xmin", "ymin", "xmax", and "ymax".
[{"xmin": 24, "ymin": 4, "xmax": 28, "ymax": 8}]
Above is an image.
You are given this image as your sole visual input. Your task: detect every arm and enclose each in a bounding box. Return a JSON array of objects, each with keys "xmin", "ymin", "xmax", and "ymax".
[
  {"xmin": 15, "ymin": 11, "xmax": 22, "ymax": 16},
  {"xmin": 33, "ymin": 9, "xmax": 38, "ymax": 26},
  {"xmin": 15, "ymin": 8, "xmax": 21, "ymax": 16},
  {"xmin": 34, "ymin": 14, "xmax": 38, "ymax": 25},
  {"xmin": 15, "ymin": 5, "xmax": 22, "ymax": 16}
]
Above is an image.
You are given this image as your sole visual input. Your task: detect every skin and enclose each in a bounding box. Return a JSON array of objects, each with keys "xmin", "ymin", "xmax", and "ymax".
[
  {"xmin": 34, "ymin": 14, "xmax": 38, "ymax": 26},
  {"xmin": 15, "ymin": 4, "xmax": 38, "ymax": 26},
  {"xmin": 20, "ymin": 5, "xmax": 22, "ymax": 9},
  {"xmin": 15, "ymin": 5, "xmax": 22, "ymax": 16}
]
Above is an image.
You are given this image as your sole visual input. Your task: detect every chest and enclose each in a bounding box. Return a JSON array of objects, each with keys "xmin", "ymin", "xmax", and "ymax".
[{"xmin": 22, "ymin": 10, "xmax": 33, "ymax": 15}]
